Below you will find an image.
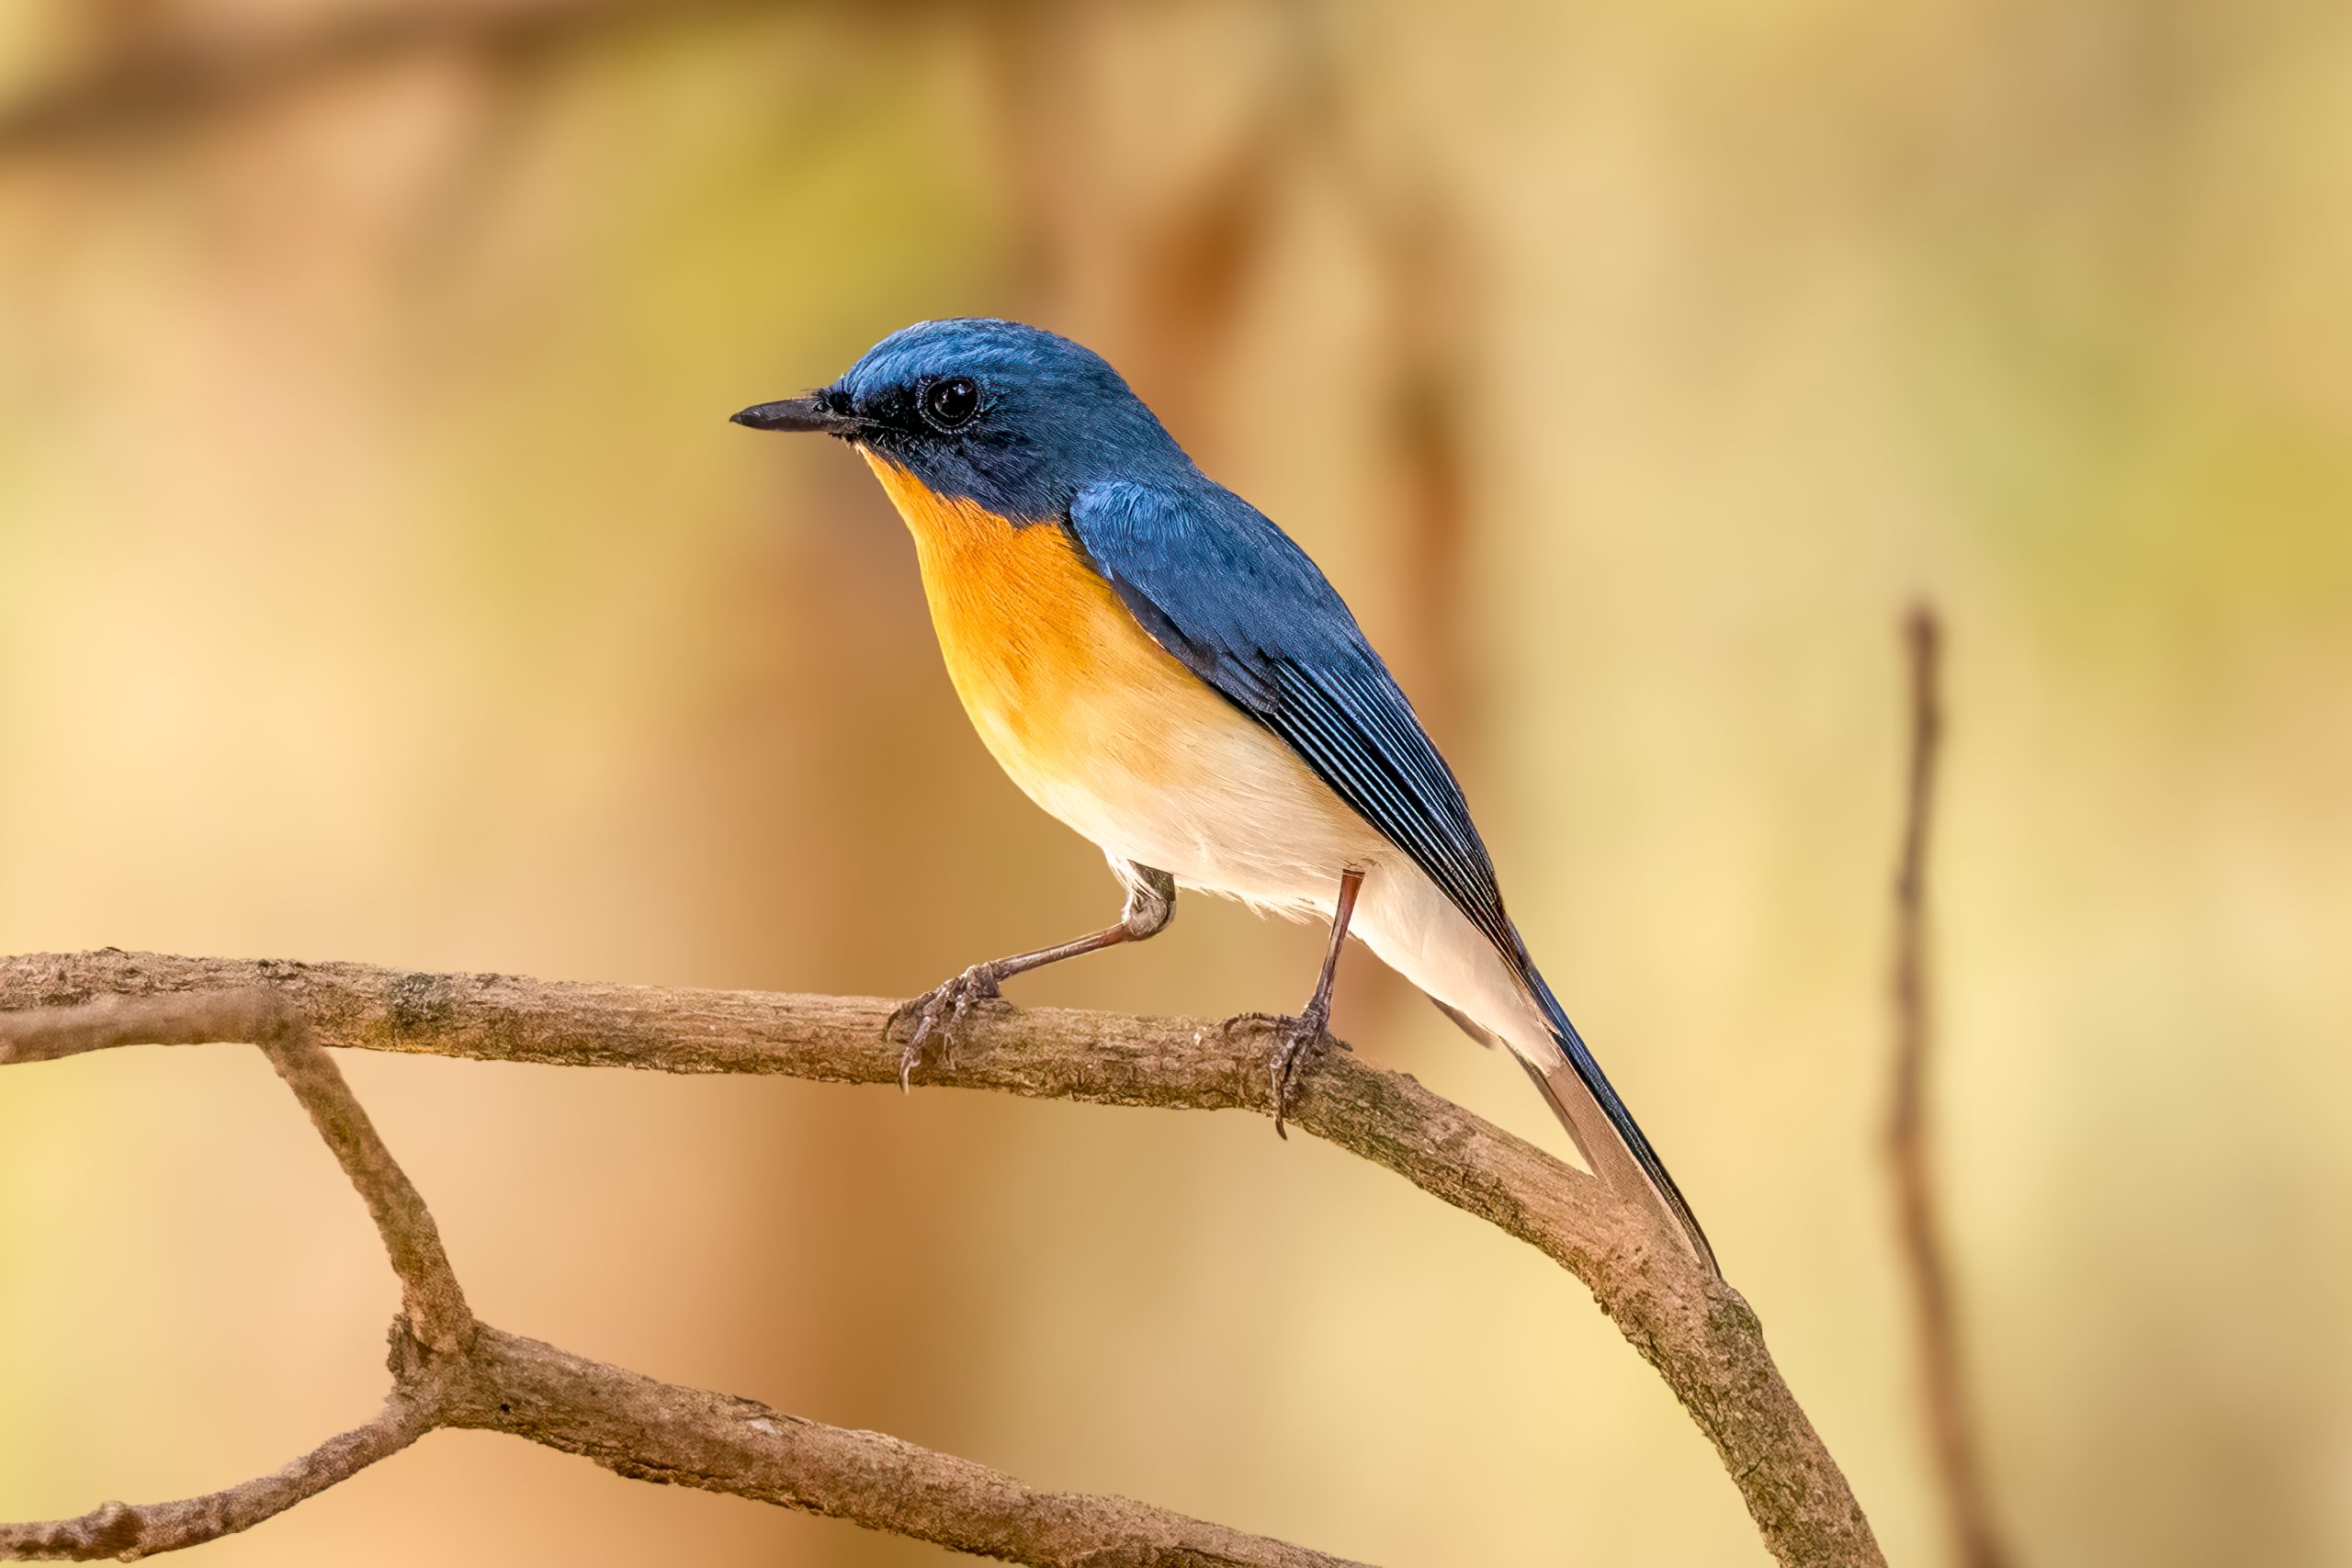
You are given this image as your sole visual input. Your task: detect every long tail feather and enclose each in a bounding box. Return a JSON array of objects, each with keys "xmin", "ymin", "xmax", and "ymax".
[
  {"xmin": 1430, "ymin": 984, "xmax": 1716, "ymax": 1273},
  {"xmin": 1521, "ymin": 976, "xmax": 1718, "ymax": 1275}
]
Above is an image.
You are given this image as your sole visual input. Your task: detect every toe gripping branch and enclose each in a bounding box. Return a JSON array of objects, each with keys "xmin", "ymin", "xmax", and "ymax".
[
  {"xmin": 887, "ymin": 863, "xmax": 1177, "ymax": 1087},
  {"xmin": 1222, "ymin": 868, "xmax": 1363, "ymax": 1138}
]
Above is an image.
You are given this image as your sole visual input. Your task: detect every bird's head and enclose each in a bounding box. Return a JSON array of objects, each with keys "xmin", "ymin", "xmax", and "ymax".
[{"xmin": 732, "ymin": 319, "xmax": 1186, "ymax": 519}]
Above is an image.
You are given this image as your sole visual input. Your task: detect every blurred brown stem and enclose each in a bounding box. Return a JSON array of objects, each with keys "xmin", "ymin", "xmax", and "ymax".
[
  {"xmin": 1, "ymin": 951, "xmax": 1884, "ymax": 1567},
  {"xmin": 1888, "ymin": 606, "xmax": 2012, "ymax": 1568},
  {"xmin": 0, "ymin": 0, "xmax": 803, "ymax": 158}
]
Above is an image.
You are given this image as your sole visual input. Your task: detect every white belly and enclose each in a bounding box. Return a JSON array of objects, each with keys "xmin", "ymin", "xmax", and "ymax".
[
  {"xmin": 1018, "ymin": 694, "xmax": 1387, "ymax": 919},
  {"xmin": 1018, "ymin": 704, "xmax": 1556, "ymax": 1065}
]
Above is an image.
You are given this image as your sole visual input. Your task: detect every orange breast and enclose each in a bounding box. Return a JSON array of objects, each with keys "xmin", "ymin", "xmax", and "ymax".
[
  {"xmin": 858, "ymin": 451, "xmax": 1385, "ymax": 902},
  {"xmin": 862, "ymin": 451, "xmax": 1216, "ymax": 797}
]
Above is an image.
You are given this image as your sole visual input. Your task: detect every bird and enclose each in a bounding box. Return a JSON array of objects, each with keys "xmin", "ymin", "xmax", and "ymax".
[{"xmin": 733, "ymin": 318, "xmax": 1714, "ymax": 1273}]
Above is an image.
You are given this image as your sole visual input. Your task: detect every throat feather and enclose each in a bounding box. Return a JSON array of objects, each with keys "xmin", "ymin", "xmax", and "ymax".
[{"xmin": 862, "ymin": 451, "xmax": 1143, "ymax": 756}]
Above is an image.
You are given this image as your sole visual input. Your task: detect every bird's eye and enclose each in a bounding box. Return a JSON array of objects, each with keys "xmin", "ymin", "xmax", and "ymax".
[{"xmin": 922, "ymin": 377, "xmax": 979, "ymax": 431}]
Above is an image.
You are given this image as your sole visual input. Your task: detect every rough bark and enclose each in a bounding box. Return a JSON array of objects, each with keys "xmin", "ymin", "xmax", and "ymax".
[{"xmin": 1, "ymin": 952, "xmax": 1883, "ymax": 1567}]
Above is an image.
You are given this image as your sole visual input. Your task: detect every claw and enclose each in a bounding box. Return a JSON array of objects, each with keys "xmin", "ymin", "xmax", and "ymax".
[
  {"xmin": 1222, "ymin": 1006, "xmax": 1335, "ymax": 1138},
  {"xmin": 887, "ymin": 963, "xmax": 1005, "ymax": 1088}
]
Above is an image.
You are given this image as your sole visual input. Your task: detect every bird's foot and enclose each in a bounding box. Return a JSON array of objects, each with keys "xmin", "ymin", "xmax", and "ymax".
[
  {"xmin": 887, "ymin": 964, "xmax": 1008, "ymax": 1089},
  {"xmin": 1222, "ymin": 1005, "xmax": 1340, "ymax": 1139}
]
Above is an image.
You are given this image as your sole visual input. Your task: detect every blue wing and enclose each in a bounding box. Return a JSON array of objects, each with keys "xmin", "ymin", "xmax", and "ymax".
[
  {"xmin": 1068, "ymin": 479, "xmax": 1518, "ymax": 961},
  {"xmin": 1067, "ymin": 479, "xmax": 1718, "ymax": 1273}
]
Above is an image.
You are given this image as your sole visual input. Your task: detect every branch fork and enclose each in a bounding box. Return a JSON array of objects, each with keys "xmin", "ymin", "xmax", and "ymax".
[{"xmin": 1, "ymin": 955, "xmax": 1883, "ymax": 1567}]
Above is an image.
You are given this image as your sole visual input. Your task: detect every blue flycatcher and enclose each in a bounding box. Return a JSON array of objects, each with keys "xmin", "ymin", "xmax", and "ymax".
[{"xmin": 736, "ymin": 318, "xmax": 1713, "ymax": 1272}]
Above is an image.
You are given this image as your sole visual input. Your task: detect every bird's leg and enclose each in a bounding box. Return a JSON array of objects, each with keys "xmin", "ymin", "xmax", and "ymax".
[
  {"xmin": 889, "ymin": 863, "xmax": 1175, "ymax": 1089},
  {"xmin": 1226, "ymin": 868, "xmax": 1364, "ymax": 1139}
]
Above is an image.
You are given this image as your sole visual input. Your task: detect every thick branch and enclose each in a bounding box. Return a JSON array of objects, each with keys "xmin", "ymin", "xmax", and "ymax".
[
  {"xmin": 2, "ymin": 950, "xmax": 1881, "ymax": 1567},
  {"xmin": 446, "ymin": 1327, "xmax": 1362, "ymax": 1568}
]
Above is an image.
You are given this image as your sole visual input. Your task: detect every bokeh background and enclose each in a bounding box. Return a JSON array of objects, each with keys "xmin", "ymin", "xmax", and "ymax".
[{"xmin": 3, "ymin": 2, "xmax": 2348, "ymax": 1564}]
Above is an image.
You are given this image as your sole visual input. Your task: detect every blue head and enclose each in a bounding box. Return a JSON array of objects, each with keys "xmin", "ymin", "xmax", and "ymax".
[{"xmin": 733, "ymin": 319, "xmax": 1193, "ymax": 519}]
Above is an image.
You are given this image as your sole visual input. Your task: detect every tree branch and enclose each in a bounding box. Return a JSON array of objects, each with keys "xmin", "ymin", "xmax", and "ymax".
[
  {"xmin": 1887, "ymin": 606, "xmax": 2012, "ymax": 1568},
  {"xmin": 1, "ymin": 953, "xmax": 1883, "ymax": 1566},
  {"xmin": 0, "ymin": 990, "xmax": 471, "ymax": 1351},
  {"xmin": 0, "ymin": 1389, "xmax": 437, "ymax": 1562},
  {"xmin": 0, "ymin": 0, "xmax": 808, "ymax": 160},
  {"xmin": 0, "ymin": 983, "xmax": 1370, "ymax": 1568},
  {"xmin": 446, "ymin": 1326, "xmax": 1362, "ymax": 1568}
]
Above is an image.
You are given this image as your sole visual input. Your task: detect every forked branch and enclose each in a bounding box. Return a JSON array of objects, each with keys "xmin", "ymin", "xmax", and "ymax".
[
  {"xmin": 0, "ymin": 953, "xmax": 1882, "ymax": 1567},
  {"xmin": 0, "ymin": 988, "xmax": 1362, "ymax": 1568}
]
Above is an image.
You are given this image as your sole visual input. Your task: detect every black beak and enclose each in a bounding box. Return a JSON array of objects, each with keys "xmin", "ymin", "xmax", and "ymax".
[{"xmin": 729, "ymin": 395, "xmax": 864, "ymax": 435}]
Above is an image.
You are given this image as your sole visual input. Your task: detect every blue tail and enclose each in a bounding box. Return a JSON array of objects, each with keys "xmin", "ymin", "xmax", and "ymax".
[{"xmin": 1522, "ymin": 974, "xmax": 1719, "ymax": 1276}]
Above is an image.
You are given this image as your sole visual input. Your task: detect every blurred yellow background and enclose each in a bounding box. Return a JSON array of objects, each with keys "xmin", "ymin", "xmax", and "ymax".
[{"xmin": 3, "ymin": 2, "xmax": 2348, "ymax": 1564}]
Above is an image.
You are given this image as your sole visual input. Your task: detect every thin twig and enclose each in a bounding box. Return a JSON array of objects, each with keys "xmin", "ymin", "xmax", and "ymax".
[
  {"xmin": 0, "ymin": 1390, "xmax": 440, "ymax": 1562},
  {"xmin": 1, "ymin": 953, "xmax": 1885, "ymax": 1567},
  {"xmin": 0, "ymin": 992, "xmax": 471, "ymax": 1351},
  {"xmin": 1888, "ymin": 605, "xmax": 2011, "ymax": 1568},
  {"xmin": 255, "ymin": 1017, "xmax": 475, "ymax": 1355},
  {"xmin": 0, "ymin": 993, "xmax": 459, "ymax": 1561}
]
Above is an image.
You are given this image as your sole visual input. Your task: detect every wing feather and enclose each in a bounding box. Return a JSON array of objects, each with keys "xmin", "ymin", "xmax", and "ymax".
[
  {"xmin": 1067, "ymin": 478, "xmax": 1718, "ymax": 1272},
  {"xmin": 1068, "ymin": 479, "xmax": 1514, "ymax": 954}
]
